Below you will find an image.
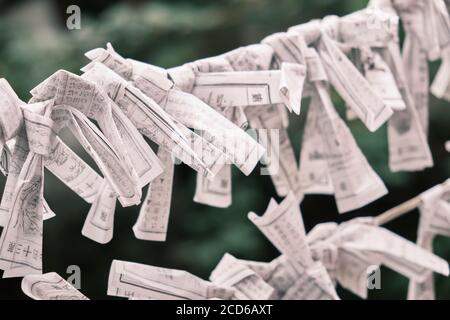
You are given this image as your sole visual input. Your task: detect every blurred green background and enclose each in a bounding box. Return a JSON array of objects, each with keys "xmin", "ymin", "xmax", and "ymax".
[{"xmin": 0, "ymin": 0, "xmax": 448, "ymax": 300}]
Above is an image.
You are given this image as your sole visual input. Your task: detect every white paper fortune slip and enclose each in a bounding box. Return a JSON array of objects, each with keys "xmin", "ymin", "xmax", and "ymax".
[
  {"xmin": 22, "ymin": 272, "xmax": 88, "ymax": 300},
  {"xmin": 108, "ymin": 260, "xmax": 235, "ymax": 300}
]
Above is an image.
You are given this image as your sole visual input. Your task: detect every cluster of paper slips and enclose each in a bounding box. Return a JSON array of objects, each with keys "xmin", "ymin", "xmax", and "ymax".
[{"xmin": 1, "ymin": 0, "xmax": 450, "ymax": 300}]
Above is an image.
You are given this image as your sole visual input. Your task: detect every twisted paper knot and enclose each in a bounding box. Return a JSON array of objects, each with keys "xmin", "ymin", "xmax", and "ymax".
[
  {"xmin": 22, "ymin": 105, "xmax": 56, "ymax": 157},
  {"xmin": 85, "ymin": 43, "xmax": 175, "ymax": 100},
  {"xmin": 85, "ymin": 43, "xmax": 134, "ymax": 81}
]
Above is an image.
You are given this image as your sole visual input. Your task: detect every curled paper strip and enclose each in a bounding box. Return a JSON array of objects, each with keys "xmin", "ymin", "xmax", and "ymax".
[
  {"xmin": 194, "ymin": 165, "xmax": 231, "ymax": 208},
  {"xmin": 298, "ymin": 96, "xmax": 334, "ymax": 195},
  {"xmin": 382, "ymin": 42, "xmax": 433, "ymax": 171},
  {"xmin": 133, "ymin": 148, "xmax": 174, "ymax": 241},
  {"xmin": 431, "ymin": 47, "xmax": 450, "ymax": 101},
  {"xmin": 108, "ymin": 260, "xmax": 235, "ymax": 300},
  {"xmin": 316, "ymin": 30, "xmax": 393, "ymax": 132},
  {"xmin": 313, "ymin": 85, "xmax": 388, "ymax": 213},
  {"xmin": 248, "ymin": 193, "xmax": 313, "ymax": 271},
  {"xmin": 81, "ymin": 181, "xmax": 117, "ymax": 244},
  {"xmin": 22, "ymin": 272, "xmax": 89, "ymax": 300},
  {"xmin": 248, "ymin": 193, "xmax": 339, "ymax": 299}
]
